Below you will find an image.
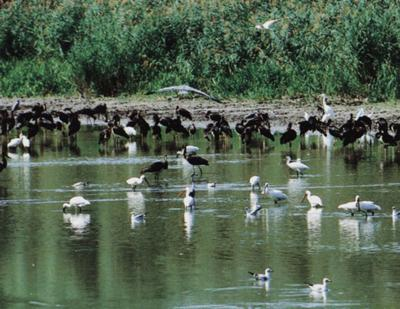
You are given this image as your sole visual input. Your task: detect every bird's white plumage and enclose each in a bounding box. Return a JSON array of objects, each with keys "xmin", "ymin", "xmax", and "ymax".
[
  {"xmin": 249, "ymin": 268, "xmax": 273, "ymax": 281},
  {"xmin": 20, "ymin": 133, "xmax": 30, "ymax": 149},
  {"xmin": 304, "ymin": 190, "xmax": 323, "ymax": 207},
  {"xmin": 262, "ymin": 183, "xmax": 288, "ymax": 203},
  {"xmin": 126, "ymin": 174, "xmax": 147, "ymax": 189},
  {"xmin": 392, "ymin": 207, "xmax": 400, "ymax": 218},
  {"xmin": 286, "ymin": 156, "xmax": 310, "ymax": 175},
  {"xmin": 123, "ymin": 126, "xmax": 137, "ymax": 137},
  {"xmin": 338, "ymin": 195, "xmax": 381, "ymax": 215},
  {"xmin": 249, "ymin": 176, "xmax": 260, "ymax": 191},
  {"xmin": 63, "ymin": 196, "xmax": 90, "ymax": 211},
  {"xmin": 307, "ymin": 278, "xmax": 331, "ymax": 292},
  {"xmin": 177, "ymin": 145, "xmax": 199, "ymax": 156},
  {"xmin": 183, "ymin": 183, "xmax": 195, "ymax": 209},
  {"xmin": 7, "ymin": 136, "xmax": 21, "ymax": 148},
  {"xmin": 255, "ymin": 19, "xmax": 278, "ymax": 30},
  {"xmin": 72, "ymin": 181, "xmax": 89, "ymax": 189},
  {"xmin": 321, "ymin": 94, "xmax": 335, "ymax": 123}
]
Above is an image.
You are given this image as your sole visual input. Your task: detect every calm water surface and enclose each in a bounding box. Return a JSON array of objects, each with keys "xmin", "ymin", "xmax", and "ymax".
[{"xmin": 0, "ymin": 128, "xmax": 400, "ymax": 308}]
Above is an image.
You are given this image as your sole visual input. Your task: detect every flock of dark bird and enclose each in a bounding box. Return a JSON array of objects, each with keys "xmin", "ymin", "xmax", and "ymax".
[{"xmin": 0, "ymin": 93, "xmax": 399, "ymax": 177}]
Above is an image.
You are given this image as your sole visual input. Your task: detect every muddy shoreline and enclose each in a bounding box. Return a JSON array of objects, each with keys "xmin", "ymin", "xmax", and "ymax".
[{"xmin": 1, "ymin": 96, "xmax": 400, "ymax": 127}]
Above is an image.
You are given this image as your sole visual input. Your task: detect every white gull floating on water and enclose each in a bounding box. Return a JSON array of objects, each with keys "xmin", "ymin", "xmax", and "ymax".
[
  {"xmin": 248, "ymin": 268, "xmax": 273, "ymax": 281},
  {"xmin": 307, "ymin": 277, "xmax": 331, "ymax": 292}
]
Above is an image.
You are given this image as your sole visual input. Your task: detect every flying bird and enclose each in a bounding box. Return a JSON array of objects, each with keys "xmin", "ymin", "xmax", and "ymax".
[
  {"xmin": 151, "ymin": 85, "xmax": 222, "ymax": 103},
  {"xmin": 255, "ymin": 19, "xmax": 278, "ymax": 30}
]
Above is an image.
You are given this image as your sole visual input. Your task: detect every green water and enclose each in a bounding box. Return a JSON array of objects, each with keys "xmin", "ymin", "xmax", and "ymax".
[{"xmin": 0, "ymin": 128, "xmax": 399, "ymax": 308}]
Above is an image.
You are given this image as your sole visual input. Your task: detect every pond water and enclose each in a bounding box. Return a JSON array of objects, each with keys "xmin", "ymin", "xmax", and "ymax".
[{"xmin": 0, "ymin": 127, "xmax": 400, "ymax": 308}]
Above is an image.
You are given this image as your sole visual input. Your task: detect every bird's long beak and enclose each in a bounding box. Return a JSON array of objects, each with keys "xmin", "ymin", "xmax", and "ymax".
[
  {"xmin": 144, "ymin": 178, "xmax": 150, "ymax": 186},
  {"xmin": 301, "ymin": 194, "xmax": 306, "ymax": 203},
  {"xmin": 178, "ymin": 191, "xmax": 186, "ymax": 197}
]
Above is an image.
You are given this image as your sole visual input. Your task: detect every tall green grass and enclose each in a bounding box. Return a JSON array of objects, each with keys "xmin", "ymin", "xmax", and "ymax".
[{"xmin": 0, "ymin": 0, "xmax": 399, "ymax": 101}]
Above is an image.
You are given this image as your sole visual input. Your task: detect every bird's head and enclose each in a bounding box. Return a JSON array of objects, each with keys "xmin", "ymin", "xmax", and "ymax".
[
  {"xmin": 265, "ymin": 268, "xmax": 273, "ymax": 274},
  {"xmin": 323, "ymin": 278, "xmax": 332, "ymax": 284}
]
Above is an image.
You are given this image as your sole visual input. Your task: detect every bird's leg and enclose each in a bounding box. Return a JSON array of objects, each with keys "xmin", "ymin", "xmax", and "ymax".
[
  {"xmin": 351, "ymin": 212, "xmax": 354, "ymax": 217},
  {"xmin": 199, "ymin": 166, "xmax": 203, "ymax": 176},
  {"xmin": 79, "ymin": 207, "xmax": 82, "ymax": 213},
  {"xmin": 274, "ymin": 200, "xmax": 277, "ymax": 204}
]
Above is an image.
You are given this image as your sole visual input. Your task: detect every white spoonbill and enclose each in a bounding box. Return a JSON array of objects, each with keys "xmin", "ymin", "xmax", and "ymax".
[
  {"xmin": 123, "ymin": 126, "xmax": 137, "ymax": 138},
  {"xmin": 302, "ymin": 190, "xmax": 323, "ymax": 208},
  {"xmin": 7, "ymin": 135, "xmax": 21, "ymax": 149},
  {"xmin": 126, "ymin": 174, "xmax": 149, "ymax": 190},
  {"xmin": 20, "ymin": 133, "xmax": 30, "ymax": 150},
  {"xmin": 249, "ymin": 175, "xmax": 261, "ymax": 191},
  {"xmin": 286, "ymin": 156, "xmax": 310, "ymax": 176},
  {"xmin": 248, "ymin": 268, "xmax": 273, "ymax": 281},
  {"xmin": 261, "ymin": 183, "xmax": 288, "ymax": 204},
  {"xmin": 63, "ymin": 196, "xmax": 91, "ymax": 212},
  {"xmin": 183, "ymin": 183, "xmax": 195, "ymax": 209},
  {"xmin": 338, "ymin": 195, "xmax": 381, "ymax": 216},
  {"xmin": 306, "ymin": 278, "xmax": 331, "ymax": 292},
  {"xmin": 255, "ymin": 19, "xmax": 278, "ymax": 30},
  {"xmin": 392, "ymin": 207, "xmax": 400, "ymax": 218}
]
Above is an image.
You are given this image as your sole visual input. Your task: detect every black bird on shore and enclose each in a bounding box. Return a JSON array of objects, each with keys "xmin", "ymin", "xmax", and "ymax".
[
  {"xmin": 280, "ymin": 122, "xmax": 297, "ymax": 146},
  {"xmin": 176, "ymin": 106, "xmax": 193, "ymax": 120}
]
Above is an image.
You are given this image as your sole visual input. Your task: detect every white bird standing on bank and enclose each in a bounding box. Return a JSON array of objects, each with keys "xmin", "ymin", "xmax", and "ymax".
[
  {"xmin": 302, "ymin": 190, "xmax": 323, "ymax": 208},
  {"xmin": 126, "ymin": 174, "xmax": 149, "ymax": 190},
  {"xmin": 248, "ymin": 268, "xmax": 273, "ymax": 281},
  {"xmin": 249, "ymin": 176, "xmax": 261, "ymax": 191},
  {"xmin": 286, "ymin": 156, "xmax": 310, "ymax": 176},
  {"xmin": 261, "ymin": 183, "xmax": 288, "ymax": 203},
  {"xmin": 338, "ymin": 195, "xmax": 381, "ymax": 216},
  {"xmin": 306, "ymin": 278, "xmax": 331, "ymax": 292},
  {"xmin": 320, "ymin": 94, "xmax": 335, "ymax": 123},
  {"xmin": 255, "ymin": 19, "xmax": 278, "ymax": 30},
  {"xmin": 63, "ymin": 196, "xmax": 91, "ymax": 212}
]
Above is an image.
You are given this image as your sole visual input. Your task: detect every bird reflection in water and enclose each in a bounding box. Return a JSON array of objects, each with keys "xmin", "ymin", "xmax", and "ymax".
[
  {"xmin": 307, "ymin": 208, "xmax": 322, "ymax": 248},
  {"xmin": 343, "ymin": 149, "xmax": 364, "ymax": 169},
  {"xmin": 309, "ymin": 290, "xmax": 327, "ymax": 304},
  {"xmin": 127, "ymin": 191, "xmax": 145, "ymax": 229},
  {"xmin": 63, "ymin": 213, "xmax": 91, "ymax": 234},
  {"xmin": 183, "ymin": 209, "xmax": 195, "ymax": 240}
]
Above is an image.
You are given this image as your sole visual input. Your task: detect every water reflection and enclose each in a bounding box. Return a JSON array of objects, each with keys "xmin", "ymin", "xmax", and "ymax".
[
  {"xmin": 127, "ymin": 191, "xmax": 145, "ymax": 214},
  {"xmin": 309, "ymin": 290, "xmax": 327, "ymax": 304},
  {"xmin": 63, "ymin": 213, "xmax": 91, "ymax": 234},
  {"xmin": 339, "ymin": 217, "xmax": 381, "ymax": 252},
  {"xmin": 184, "ymin": 209, "xmax": 195, "ymax": 240},
  {"xmin": 307, "ymin": 208, "xmax": 322, "ymax": 248},
  {"xmin": 287, "ymin": 178, "xmax": 308, "ymax": 196},
  {"xmin": 125, "ymin": 142, "xmax": 137, "ymax": 156}
]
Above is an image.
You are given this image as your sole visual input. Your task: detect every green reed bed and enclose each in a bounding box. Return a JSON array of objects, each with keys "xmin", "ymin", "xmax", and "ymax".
[{"xmin": 0, "ymin": 0, "xmax": 399, "ymax": 101}]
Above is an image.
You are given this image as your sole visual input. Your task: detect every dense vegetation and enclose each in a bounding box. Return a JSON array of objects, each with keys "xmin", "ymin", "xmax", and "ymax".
[{"xmin": 0, "ymin": 0, "xmax": 399, "ymax": 101}]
